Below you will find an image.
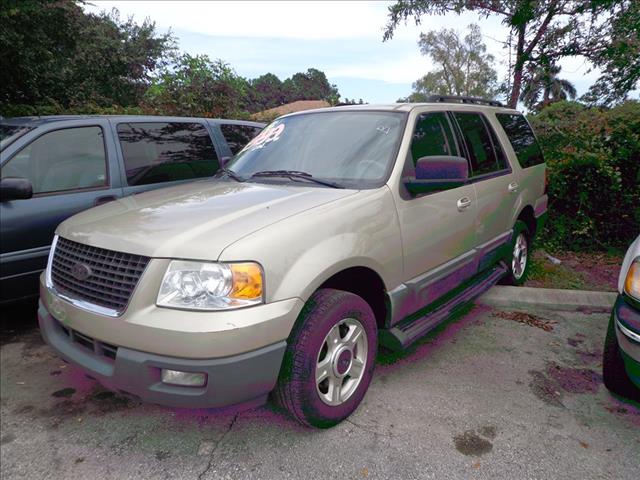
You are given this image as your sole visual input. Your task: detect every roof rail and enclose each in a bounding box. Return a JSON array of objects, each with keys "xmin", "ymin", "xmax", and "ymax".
[{"xmin": 426, "ymin": 95, "xmax": 504, "ymax": 108}]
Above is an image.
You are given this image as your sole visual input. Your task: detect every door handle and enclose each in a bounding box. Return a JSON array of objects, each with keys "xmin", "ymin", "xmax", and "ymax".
[
  {"xmin": 94, "ymin": 195, "xmax": 117, "ymax": 206},
  {"xmin": 508, "ymin": 182, "xmax": 519, "ymax": 193},
  {"xmin": 457, "ymin": 196, "xmax": 472, "ymax": 211}
]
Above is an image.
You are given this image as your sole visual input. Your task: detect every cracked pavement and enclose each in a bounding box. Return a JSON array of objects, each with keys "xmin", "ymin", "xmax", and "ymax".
[{"xmin": 1, "ymin": 301, "xmax": 639, "ymax": 479}]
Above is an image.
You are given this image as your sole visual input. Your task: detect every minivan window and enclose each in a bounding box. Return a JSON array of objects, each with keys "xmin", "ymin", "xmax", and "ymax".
[
  {"xmin": 0, "ymin": 126, "xmax": 107, "ymax": 194},
  {"xmin": 117, "ymin": 122, "xmax": 219, "ymax": 186},
  {"xmin": 220, "ymin": 124, "xmax": 263, "ymax": 156},
  {"xmin": 453, "ymin": 112, "xmax": 506, "ymax": 177},
  {"xmin": 410, "ymin": 112, "xmax": 458, "ymax": 164},
  {"xmin": 227, "ymin": 111, "xmax": 405, "ymax": 189},
  {"xmin": 496, "ymin": 113, "xmax": 544, "ymax": 168}
]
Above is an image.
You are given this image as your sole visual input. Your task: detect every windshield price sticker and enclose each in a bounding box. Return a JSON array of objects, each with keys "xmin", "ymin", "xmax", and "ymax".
[{"xmin": 243, "ymin": 123, "xmax": 285, "ymax": 152}]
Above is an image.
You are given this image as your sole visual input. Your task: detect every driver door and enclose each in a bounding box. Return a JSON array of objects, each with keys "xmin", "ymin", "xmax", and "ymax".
[{"xmin": 393, "ymin": 111, "xmax": 478, "ymax": 315}]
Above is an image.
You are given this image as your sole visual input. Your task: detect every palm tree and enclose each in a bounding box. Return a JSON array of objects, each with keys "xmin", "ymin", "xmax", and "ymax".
[{"xmin": 520, "ymin": 63, "xmax": 577, "ymax": 111}]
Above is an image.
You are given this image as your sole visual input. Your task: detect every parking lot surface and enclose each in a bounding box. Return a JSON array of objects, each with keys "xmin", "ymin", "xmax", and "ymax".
[{"xmin": 1, "ymin": 302, "xmax": 638, "ymax": 480}]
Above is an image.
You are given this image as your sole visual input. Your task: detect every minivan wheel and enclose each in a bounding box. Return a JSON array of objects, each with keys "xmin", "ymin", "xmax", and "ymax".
[
  {"xmin": 273, "ymin": 288, "xmax": 378, "ymax": 428},
  {"xmin": 502, "ymin": 220, "xmax": 531, "ymax": 286},
  {"xmin": 602, "ymin": 314, "xmax": 640, "ymax": 401}
]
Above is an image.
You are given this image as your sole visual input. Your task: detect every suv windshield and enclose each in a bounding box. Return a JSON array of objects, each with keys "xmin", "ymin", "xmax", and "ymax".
[
  {"xmin": 0, "ymin": 124, "xmax": 33, "ymax": 151},
  {"xmin": 225, "ymin": 111, "xmax": 405, "ymax": 189}
]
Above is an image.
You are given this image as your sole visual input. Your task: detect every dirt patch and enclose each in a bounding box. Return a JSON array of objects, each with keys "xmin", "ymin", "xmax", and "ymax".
[
  {"xmin": 89, "ymin": 389, "xmax": 140, "ymax": 414},
  {"xmin": 526, "ymin": 250, "xmax": 622, "ymax": 292},
  {"xmin": 529, "ymin": 370, "xmax": 564, "ymax": 407},
  {"xmin": 52, "ymin": 387, "xmax": 76, "ymax": 398},
  {"xmin": 1, "ymin": 433, "xmax": 16, "ymax": 445},
  {"xmin": 453, "ymin": 430, "xmax": 493, "ymax": 456},
  {"xmin": 546, "ymin": 364, "xmax": 601, "ymax": 394},
  {"xmin": 493, "ymin": 311, "xmax": 556, "ymax": 331},
  {"xmin": 477, "ymin": 425, "xmax": 497, "ymax": 440}
]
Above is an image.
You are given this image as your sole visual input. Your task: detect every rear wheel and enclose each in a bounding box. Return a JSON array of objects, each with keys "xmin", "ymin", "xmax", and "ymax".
[
  {"xmin": 273, "ymin": 288, "xmax": 377, "ymax": 428},
  {"xmin": 502, "ymin": 220, "xmax": 531, "ymax": 286},
  {"xmin": 602, "ymin": 314, "xmax": 640, "ymax": 401}
]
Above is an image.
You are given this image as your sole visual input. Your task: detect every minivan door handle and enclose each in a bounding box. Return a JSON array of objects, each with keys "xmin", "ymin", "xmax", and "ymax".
[
  {"xmin": 94, "ymin": 195, "xmax": 117, "ymax": 206},
  {"xmin": 508, "ymin": 182, "xmax": 519, "ymax": 193},
  {"xmin": 457, "ymin": 196, "xmax": 472, "ymax": 211}
]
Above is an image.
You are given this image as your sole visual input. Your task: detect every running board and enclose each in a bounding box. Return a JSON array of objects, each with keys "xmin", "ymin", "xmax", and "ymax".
[{"xmin": 379, "ymin": 262, "xmax": 508, "ymax": 351}]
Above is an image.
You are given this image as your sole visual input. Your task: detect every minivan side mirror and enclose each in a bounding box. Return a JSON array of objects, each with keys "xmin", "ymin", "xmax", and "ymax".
[
  {"xmin": 403, "ymin": 155, "xmax": 469, "ymax": 195},
  {"xmin": 0, "ymin": 177, "xmax": 33, "ymax": 201}
]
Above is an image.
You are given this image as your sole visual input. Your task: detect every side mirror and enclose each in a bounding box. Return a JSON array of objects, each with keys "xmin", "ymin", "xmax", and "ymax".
[
  {"xmin": 403, "ymin": 155, "xmax": 469, "ymax": 195},
  {"xmin": 0, "ymin": 177, "xmax": 33, "ymax": 201}
]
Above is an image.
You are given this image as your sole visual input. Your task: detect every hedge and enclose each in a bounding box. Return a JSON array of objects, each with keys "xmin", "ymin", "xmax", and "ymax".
[{"xmin": 529, "ymin": 100, "xmax": 640, "ymax": 251}]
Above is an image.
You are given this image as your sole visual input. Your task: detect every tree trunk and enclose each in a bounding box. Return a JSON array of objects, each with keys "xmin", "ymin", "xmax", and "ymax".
[{"xmin": 508, "ymin": 26, "xmax": 526, "ymax": 108}]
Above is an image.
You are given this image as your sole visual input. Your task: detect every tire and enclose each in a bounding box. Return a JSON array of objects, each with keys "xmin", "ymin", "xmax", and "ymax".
[
  {"xmin": 602, "ymin": 314, "xmax": 640, "ymax": 401},
  {"xmin": 502, "ymin": 220, "xmax": 531, "ymax": 286},
  {"xmin": 273, "ymin": 288, "xmax": 378, "ymax": 428}
]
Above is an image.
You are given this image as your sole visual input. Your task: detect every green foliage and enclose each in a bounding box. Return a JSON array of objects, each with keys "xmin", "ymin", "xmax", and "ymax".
[
  {"xmin": 384, "ymin": 1, "xmax": 639, "ymax": 108},
  {"xmin": 530, "ymin": 100, "xmax": 640, "ymax": 250},
  {"xmin": 0, "ymin": 0, "xmax": 175, "ymax": 116},
  {"xmin": 412, "ymin": 24, "xmax": 497, "ymax": 99}
]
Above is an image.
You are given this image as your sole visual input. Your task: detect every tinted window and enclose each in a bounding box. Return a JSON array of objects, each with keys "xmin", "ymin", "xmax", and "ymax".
[
  {"xmin": 410, "ymin": 112, "xmax": 457, "ymax": 165},
  {"xmin": 220, "ymin": 124, "xmax": 262, "ymax": 155},
  {"xmin": 496, "ymin": 114, "xmax": 544, "ymax": 168},
  {"xmin": 117, "ymin": 122, "xmax": 219, "ymax": 186},
  {"xmin": 453, "ymin": 112, "xmax": 506, "ymax": 177},
  {"xmin": 0, "ymin": 127, "xmax": 107, "ymax": 194}
]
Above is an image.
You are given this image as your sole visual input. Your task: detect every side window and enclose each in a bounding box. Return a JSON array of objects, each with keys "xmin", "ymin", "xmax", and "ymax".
[
  {"xmin": 453, "ymin": 112, "xmax": 506, "ymax": 177},
  {"xmin": 117, "ymin": 122, "xmax": 219, "ymax": 186},
  {"xmin": 496, "ymin": 114, "xmax": 544, "ymax": 168},
  {"xmin": 0, "ymin": 127, "xmax": 107, "ymax": 194},
  {"xmin": 410, "ymin": 112, "xmax": 457, "ymax": 165},
  {"xmin": 220, "ymin": 124, "xmax": 263, "ymax": 155}
]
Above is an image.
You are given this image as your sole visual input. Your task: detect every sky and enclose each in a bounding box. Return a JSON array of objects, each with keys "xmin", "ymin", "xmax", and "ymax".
[{"xmin": 84, "ymin": 1, "xmax": 617, "ymax": 105}]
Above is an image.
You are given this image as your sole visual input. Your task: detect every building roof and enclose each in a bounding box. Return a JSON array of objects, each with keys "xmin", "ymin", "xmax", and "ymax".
[{"xmin": 251, "ymin": 100, "xmax": 331, "ymax": 121}]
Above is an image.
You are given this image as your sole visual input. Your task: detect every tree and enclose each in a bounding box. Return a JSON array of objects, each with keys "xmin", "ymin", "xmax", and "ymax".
[
  {"xmin": 145, "ymin": 54, "xmax": 249, "ymax": 118},
  {"xmin": 520, "ymin": 62, "xmax": 577, "ymax": 111},
  {"xmin": 0, "ymin": 0, "xmax": 174, "ymax": 115},
  {"xmin": 383, "ymin": 0, "xmax": 639, "ymax": 108},
  {"xmin": 282, "ymin": 68, "xmax": 340, "ymax": 104},
  {"xmin": 248, "ymin": 73, "xmax": 285, "ymax": 112},
  {"xmin": 406, "ymin": 24, "xmax": 497, "ymax": 100}
]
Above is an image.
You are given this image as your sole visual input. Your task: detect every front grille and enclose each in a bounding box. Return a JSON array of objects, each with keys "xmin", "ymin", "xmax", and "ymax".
[
  {"xmin": 58, "ymin": 321, "xmax": 118, "ymax": 360},
  {"xmin": 51, "ymin": 237, "xmax": 150, "ymax": 314}
]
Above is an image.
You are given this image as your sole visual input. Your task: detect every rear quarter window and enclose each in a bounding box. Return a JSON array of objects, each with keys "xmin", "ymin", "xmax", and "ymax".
[
  {"xmin": 496, "ymin": 114, "xmax": 545, "ymax": 168},
  {"xmin": 220, "ymin": 124, "xmax": 263, "ymax": 155}
]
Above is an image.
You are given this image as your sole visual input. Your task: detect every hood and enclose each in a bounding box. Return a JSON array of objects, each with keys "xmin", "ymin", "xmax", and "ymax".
[{"xmin": 57, "ymin": 179, "xmax": 357, "ymax": 260}]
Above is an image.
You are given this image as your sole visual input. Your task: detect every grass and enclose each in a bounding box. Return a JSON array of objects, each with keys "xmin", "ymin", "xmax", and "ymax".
[{"xmin": 526, "ymin": 251, "xmax": 589, "ymax": 290}]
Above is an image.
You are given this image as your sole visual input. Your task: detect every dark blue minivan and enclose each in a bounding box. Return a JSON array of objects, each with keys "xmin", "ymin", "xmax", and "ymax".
[{"xmin": 0, "ymin": 115, "xmax": 263, "ymax": 304}]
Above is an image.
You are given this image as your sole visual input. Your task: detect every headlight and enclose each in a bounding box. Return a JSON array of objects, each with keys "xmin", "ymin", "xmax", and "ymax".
[
  {"xmin": 157, "ymin": 261, "xmax": 263, "ymax": 310},
  {"xmin": 624, "ymin": 258, "xmax": 640, "ymax": 301}
]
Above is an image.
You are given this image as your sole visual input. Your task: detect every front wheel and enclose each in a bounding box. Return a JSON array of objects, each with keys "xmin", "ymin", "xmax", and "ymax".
[
  {"xmin": 502, "ymin": 220, "xmax": 531, "ymax": 286},
  {"xmin": 273, "ymin": 288, "xmax": 378, "ymax": 428}
]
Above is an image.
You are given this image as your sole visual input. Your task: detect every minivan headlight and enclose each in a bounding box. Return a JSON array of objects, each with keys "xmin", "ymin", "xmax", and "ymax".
[
  {"xmin": 624, "ymin": 258, "xmax": 640, "ymax": 301},
  {"xmin": 157, "ymin": 261, "xmax": 263, "ymax": 310}
]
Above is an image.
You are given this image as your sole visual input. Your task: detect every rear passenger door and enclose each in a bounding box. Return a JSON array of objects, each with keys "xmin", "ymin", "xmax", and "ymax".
[
  {"xmin": 451, "ymin": 112, "xmax": 517, "ymax": 260},
  {"xmin": 113, "ymin": 121, "xmax": 222, "ymax": 195}
]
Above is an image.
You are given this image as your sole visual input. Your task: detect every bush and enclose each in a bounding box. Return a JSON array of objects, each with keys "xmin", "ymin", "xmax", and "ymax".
[{"xmin": 530, "ymin": 100, "xmax": 640, "ymax": 251}]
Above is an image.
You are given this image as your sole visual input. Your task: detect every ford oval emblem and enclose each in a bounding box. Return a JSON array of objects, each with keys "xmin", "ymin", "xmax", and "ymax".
[{"xmin": 70, "ymin": 262, "xmax": 92, "ymax": 281}]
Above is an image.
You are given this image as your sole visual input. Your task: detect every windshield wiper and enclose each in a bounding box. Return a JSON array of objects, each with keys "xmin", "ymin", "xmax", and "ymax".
[
  {"xmin": 217, "ymin": 167, "xmax": 246, "ymax": 182},
  {"xmin": 250, "ymin": 170, "xmax": 343, "ymax": 189}
]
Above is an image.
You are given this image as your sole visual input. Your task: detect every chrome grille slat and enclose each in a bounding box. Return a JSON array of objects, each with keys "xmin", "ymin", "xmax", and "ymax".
[{"xmin": 51, "ymin": 237, "xmax": 150, "ymax": 313}]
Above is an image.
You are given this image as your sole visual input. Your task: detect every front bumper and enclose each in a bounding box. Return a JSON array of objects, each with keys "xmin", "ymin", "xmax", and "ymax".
[
  {"xmin": 39, "ymin": 300, "xmax": 287, "ymax": 408},
  {"xmin": 613, "ymin": 295, "xmax": 640, "ymax": 388}
]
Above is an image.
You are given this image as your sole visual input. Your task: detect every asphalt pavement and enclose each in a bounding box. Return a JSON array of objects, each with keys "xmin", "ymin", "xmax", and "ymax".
[{"xmin": 1, "ymin": 299, "xmax": 638, "ymax": 479}]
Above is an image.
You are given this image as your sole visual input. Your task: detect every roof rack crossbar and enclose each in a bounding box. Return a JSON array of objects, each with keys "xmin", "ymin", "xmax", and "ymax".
[{"xmin": 426, "ymin": 95, "xmax": 504, "ymax": 108}]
